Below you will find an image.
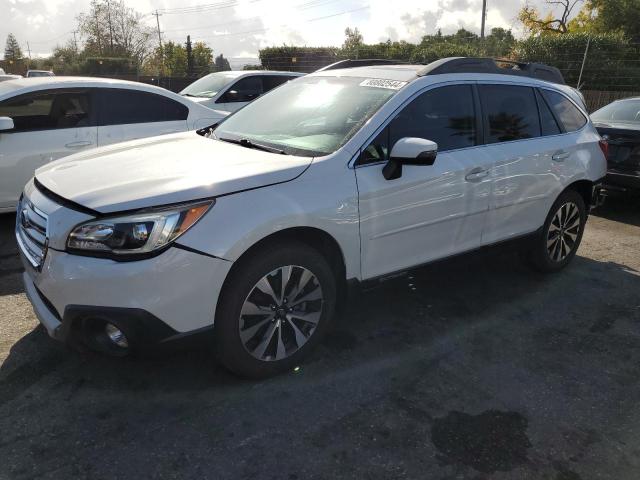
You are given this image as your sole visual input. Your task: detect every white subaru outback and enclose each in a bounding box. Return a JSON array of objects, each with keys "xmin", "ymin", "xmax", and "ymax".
[{"xmin": 17, "ymin": 58, "xmax": 607, "ymax": 377}]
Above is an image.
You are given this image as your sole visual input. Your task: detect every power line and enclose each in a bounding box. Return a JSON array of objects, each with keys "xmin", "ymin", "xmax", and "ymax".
[
  {"xmin": 161, "ymin": 0, "xmax": 344, "ymax": 33},
  {"xmin": 191, "ymin": 5, "xmax": 371, "ymax": 40},
  {"xmin": 157, "ymin": 0, "xmax": 244, "ymax": 15}
]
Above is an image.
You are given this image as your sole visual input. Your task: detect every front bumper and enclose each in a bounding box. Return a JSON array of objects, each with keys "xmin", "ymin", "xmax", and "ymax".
[{"xmin": 20, "ymin": 246, "xmax": 233, "ymax": 350}]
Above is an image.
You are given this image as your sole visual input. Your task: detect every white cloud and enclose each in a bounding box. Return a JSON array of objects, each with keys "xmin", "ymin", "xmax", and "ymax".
[{"xmin": 0, "ymin": 0, "xmax": 577, "ymax": 60}]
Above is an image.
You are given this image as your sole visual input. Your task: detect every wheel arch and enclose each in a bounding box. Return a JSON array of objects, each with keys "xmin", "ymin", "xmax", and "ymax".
[
  {"xmin": 563, "ymin": 179, "xmax": 594, "ymax": 209},
  {"xmin": 219, "ymin": 226, "xmax": 348, "ymax": 297}
]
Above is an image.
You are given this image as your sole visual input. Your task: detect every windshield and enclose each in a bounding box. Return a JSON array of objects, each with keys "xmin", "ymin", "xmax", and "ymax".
[
  {"xmin": 181, "ymin": 72, "xmax": 239, "ymax": 98},
  {"xmin": 213, "ymin": 76, "xmax": 400, "ymax": 157},
  {"xmin": 592, "ymin": 99, "xmax": 640, "ymax": 125}
]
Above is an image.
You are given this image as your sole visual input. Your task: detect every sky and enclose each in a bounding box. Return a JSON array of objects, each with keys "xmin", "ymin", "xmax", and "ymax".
[{"xmin": 1, "ymin": 0, "xmax": 568, "ymax": 64}]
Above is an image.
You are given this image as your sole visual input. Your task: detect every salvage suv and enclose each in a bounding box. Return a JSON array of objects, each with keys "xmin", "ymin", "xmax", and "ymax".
[{"xmin": 17, "ymin": 58, "xmax": 607, "ymax": 377}]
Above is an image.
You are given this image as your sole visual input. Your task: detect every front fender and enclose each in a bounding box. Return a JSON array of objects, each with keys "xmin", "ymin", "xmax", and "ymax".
[{"xmin": 176, "ymin": 157, "xmax": 362, "ymax": 280}]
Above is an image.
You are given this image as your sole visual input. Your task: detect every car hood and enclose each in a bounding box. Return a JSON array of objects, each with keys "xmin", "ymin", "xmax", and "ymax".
[{"xmin": 35, "ymin": 132, "xmax": 312, "ymax": 213}]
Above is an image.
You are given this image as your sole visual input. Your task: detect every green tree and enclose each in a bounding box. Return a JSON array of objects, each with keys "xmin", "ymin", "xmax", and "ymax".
[
  {"xmin": 588, "ymin": 0, "xmax": 640, "ymax": 39},
  {"xmin": 484, "ymin": 28, "xmax": 516, "ymax": 57},
  {"xmin": 453, "ymin": 28, "xmax": 478, "ymax": 42},
  {"xmin": 161, "ymin": 41, "xmax": 187, "ymax": 76},
  {"xmin": 78, "ymin": 0, "xmax": 153, "ymax": 65},
  {"xmin": 192, "ymin": 42, "xmax": 213, "ymax": 75},
  {"xmin": 518, "ymin": 0, "xmax": 584, "ymax": 34},
  {"xmin": 51, "ymin": 40, "xmax": 83, "ymax": 74},
  {"xmin": 4, "ymin": 33, "xmax": 23, "ymax": 60},
  {"xmin": 342, "ymin": 27, "xmax": 363, "ymax": 57}
]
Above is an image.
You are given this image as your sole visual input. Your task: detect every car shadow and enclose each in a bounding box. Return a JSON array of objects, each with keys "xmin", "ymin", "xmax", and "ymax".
[
  {"xmin": 1, "ymin": 213, "xmax": 640, "ymax": 477},
  {"xmin": 0, "ymin": 213, "xmax": 22, "ymax": 297}
]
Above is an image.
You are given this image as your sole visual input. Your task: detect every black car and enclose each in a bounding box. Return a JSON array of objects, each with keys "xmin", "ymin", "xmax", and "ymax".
[{"xmin": 592, "ymin": 98, "xmax": 640, "ymax": 193}]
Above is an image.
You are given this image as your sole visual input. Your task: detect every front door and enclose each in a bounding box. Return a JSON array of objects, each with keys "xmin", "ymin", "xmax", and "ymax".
[
  {"xmin": 0, "ymin": 89, "xmax": 96, "ymax": 210},
  {"xmin": 215, "ymin": 76, "xmax": 264, "ymax": 112},
  {"xmin": 355, "ymin": 83, "xmax": 492, "ymax": 279}
]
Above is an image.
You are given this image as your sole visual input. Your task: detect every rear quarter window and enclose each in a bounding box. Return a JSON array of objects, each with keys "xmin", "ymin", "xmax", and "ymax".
[{"xmin": 541, "ymin": 89, "xmax": 587, "ymax": 132}]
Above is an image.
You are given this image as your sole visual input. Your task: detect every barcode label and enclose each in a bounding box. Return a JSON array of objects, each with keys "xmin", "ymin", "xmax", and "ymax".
[{"xmin": 359, "ymin": 78, "xmax": 407, "ymax": 90}]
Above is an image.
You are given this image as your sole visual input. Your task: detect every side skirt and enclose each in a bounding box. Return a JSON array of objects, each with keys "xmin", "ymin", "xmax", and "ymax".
[{"xmin": 352, "ymin": 227, "xmax": 543, "ymax": 292}]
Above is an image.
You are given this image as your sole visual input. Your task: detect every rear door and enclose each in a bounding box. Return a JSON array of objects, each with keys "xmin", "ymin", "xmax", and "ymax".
[
  {"xmin": 0, "ymin": 88, "xmax": 96, "ymax": 210},
  {"xmin": 480, "ymin": 84, "xmax": 564, "ymax": 244},
  {"xmin": 96, "ymin": 88, "xmax": 189, "ymax": 146}
]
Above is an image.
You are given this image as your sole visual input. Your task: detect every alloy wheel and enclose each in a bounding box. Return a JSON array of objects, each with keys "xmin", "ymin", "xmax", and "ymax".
[
  {"xmin": 547, "ymin": 201, "xmax": 581, "ymax": 262},
  {"xmin": 239, "ymin": 265, "xmax": 324, "ymax": 361}
]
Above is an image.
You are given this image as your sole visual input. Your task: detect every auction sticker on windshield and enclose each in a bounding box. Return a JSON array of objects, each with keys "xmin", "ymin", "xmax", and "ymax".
[{"xmin": 359, "ymin": 79, "xmax": 407, "ymax": 90}]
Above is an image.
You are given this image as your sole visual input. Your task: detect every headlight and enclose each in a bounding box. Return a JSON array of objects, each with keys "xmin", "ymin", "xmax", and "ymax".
[{"xmin": 67, "ymin": 201, "xmax": 213, "ymax": 258}]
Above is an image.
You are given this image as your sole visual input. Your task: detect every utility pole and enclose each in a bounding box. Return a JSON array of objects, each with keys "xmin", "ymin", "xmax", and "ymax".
[
  {"xmin": 26, "ymin": 41, "xmax": 31, "ymax": 69},
  {"xmin": 153, "ymin": 9, "xmax": 164, "ymax": 84},
  {"xmin": 480, "ymin": 0, "xmax": 487, "ymax": 38},
  {"xmin": 72, "ymin": 30, "xmax": 79, "ymax": 53}
]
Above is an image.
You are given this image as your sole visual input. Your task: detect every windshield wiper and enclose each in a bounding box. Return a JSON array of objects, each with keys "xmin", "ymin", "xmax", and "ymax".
[
  {"xmin": 217, "ymin": 137, "xmax": 288, "ymax": 155},
  {"xmin": 182, "ymin": 93, "xmax": 199, "ymax": 97}
]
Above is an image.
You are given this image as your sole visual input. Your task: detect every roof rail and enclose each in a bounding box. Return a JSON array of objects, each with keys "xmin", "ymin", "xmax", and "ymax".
[
  {"xmin": 417, "ymin": 57, "xmax": 565, "ymax": 85},
  {"xmin": 316, "ymin": 58, "xmax": 406, "ymax": 72}
]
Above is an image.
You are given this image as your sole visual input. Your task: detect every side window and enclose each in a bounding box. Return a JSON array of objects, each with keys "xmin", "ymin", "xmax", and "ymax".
[
  {"xmin": 541, "ymin": 89, "xmax": 587, "ymax": 132},
  {"xmin": 359, "ymin": 85, "xmax": 477, "ymax": 165},
  {"xmin": 479, "ymin": 85, "xmax": 541, "ymax": 143},
  {"xmin": 0, "ymin": 90, "xmax": 91, "ymax": 132},
  {"xmin": 99, "ymin": 89, "xmax": 188, "ymax": 126},
  {"xmin": 535, "ymin": 89, "xmax": 562, "ymax": 136},
  {"xmin": 263, "ymin": 76, "xmax": 294, "ymax": 93},
  {"xmin": 221, "ymin": 76, "xmax": 264, "ymax": 103}
]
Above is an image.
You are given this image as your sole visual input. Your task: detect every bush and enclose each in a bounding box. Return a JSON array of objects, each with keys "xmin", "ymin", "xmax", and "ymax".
[{"xmin": 512, "ymin": 33, "xmax": 640, "ymax": 90}]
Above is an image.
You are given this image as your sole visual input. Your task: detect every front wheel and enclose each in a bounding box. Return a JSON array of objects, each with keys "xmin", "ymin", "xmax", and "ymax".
[
  {"xmin": 525, "ymin": 189, "xmax": 587, "ymax": 273},
  {"xmin": 215, "ymin": 242, "xmax": 337, "ymax": 378}
]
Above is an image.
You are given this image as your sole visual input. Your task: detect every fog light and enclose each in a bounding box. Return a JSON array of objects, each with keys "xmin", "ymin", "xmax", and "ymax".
[{"xmin": 105, "ymin": 323, "xmax": 128, "ymax": 348}]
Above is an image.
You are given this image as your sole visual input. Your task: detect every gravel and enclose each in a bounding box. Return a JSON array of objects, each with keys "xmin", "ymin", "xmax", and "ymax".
[{"xmin": 1, "ymin": 197, "xmax": 639, "ymax": 480}]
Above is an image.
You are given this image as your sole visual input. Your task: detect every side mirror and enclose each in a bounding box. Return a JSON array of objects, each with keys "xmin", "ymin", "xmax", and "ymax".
[
  {"xmin": 218, "ymin": 90, "xmax": 238, "ymax": 103},
  {"xmin": 383, "ymin": 137, "xmax": 438, "ymax": 180},
  {"xmin": 0, "ymin": 116, "xmax": 14, "ymax": 132}
]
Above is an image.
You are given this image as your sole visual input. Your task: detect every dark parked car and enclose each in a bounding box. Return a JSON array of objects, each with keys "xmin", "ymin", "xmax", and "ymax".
[{"xmin": 592, "ymin": 98, "xmax": 640, "ymax": 193}]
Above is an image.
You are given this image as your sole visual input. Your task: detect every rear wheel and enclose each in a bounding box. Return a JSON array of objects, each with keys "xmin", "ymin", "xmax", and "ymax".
[
  {"xmin": 525, "ymin": 189, "xmax": 587, "ymax": 273},
  {"xmin": 215, "ymin": 242, "xmax": 336, "ymax": 378}
]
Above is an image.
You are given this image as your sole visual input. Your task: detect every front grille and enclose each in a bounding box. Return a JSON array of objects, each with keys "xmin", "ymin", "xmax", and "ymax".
[{"xmin": 15, "ymin": 196, "xmax": 49, "ymax": 269}]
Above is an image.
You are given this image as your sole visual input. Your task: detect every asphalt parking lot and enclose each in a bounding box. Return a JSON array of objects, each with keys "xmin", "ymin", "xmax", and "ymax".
[{"xmin": 1, "ymin": 199, "xmax": 639, "ymax": 480}]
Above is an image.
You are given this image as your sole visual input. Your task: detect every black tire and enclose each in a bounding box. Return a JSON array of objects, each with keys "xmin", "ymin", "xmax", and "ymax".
[
  {"xmin": 215, "ymin": 242, "xmax": 337, "ymax": 378},
  {"xmin": 525, "ymin": 189, "xmax": 587, "ymax": 273}
]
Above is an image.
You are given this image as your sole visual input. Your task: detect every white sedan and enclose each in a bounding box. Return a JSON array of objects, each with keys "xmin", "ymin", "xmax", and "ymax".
[
  {"xmin": 180, "ymin": 70, "xmax": 304, "ymax": 113},
  {"xmin": 0, "ymin": 77, "xmax": 227, "ymax": 212}
]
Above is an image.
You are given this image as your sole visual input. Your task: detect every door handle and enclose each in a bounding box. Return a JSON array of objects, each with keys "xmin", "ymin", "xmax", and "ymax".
[
  {"xmin": 65, "ymin": 141, "xmax": 93, "ymax": 149},
  {"xmin": 552, "ymin": 151, "xmax": 570, "ymax": 162},
  {"xmin": 465, "ymin": 167, "xmax": 490, "ymax": 182}
]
